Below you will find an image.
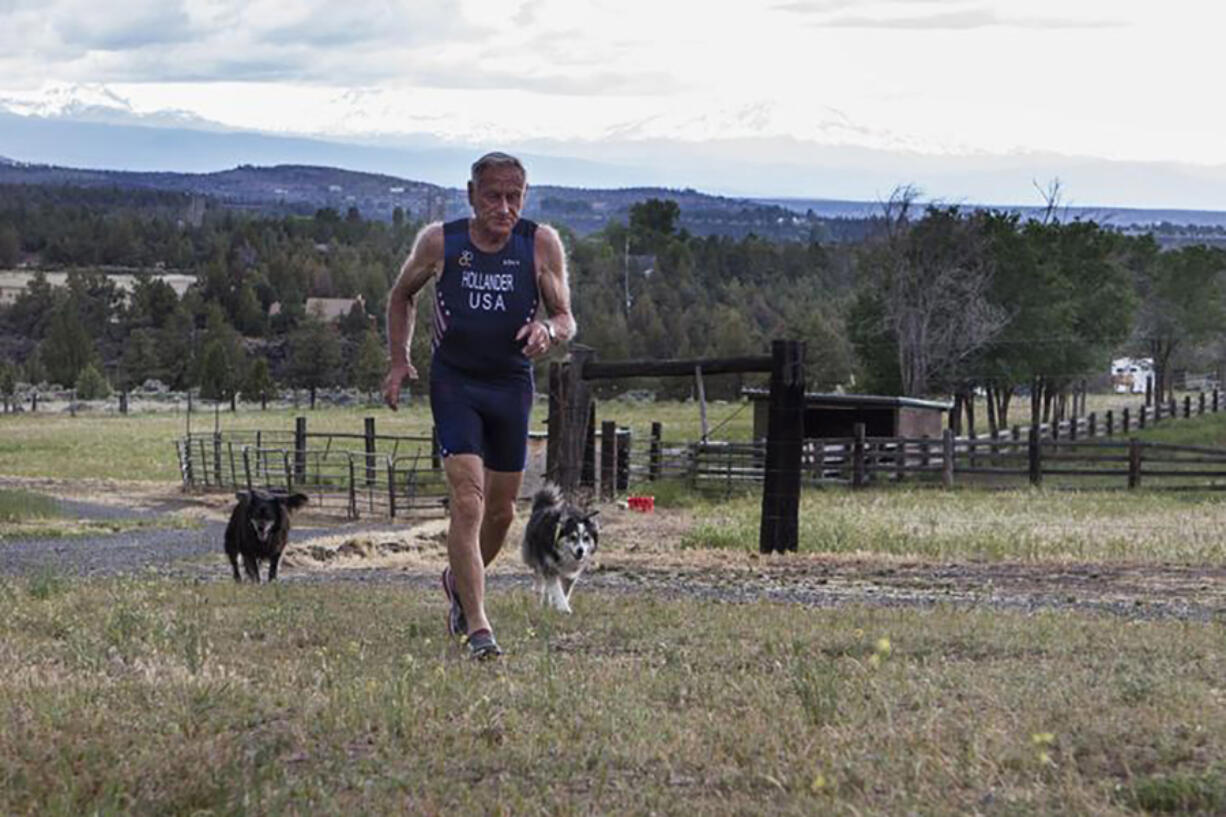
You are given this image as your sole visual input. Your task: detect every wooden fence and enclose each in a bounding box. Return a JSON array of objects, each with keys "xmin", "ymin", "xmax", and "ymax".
[{"xmin": 175, "ymin": 380, "xmax": 1226, "ymax": 521}]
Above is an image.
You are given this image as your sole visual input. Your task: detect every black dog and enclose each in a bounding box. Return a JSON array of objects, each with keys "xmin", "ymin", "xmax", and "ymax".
[{"xmin": 224, "ymin": 489, "xmax": 308, "ymax": 583}]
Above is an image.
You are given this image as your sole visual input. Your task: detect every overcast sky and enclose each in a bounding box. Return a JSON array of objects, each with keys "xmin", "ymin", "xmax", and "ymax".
[{"xmin": 0, "ymin": 0, "xmax": 1221, "ymax": 200}]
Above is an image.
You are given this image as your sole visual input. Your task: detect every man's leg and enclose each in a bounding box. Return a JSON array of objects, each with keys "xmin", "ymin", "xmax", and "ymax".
[
  {"xmin": 443, "ymin": 453, "xmax": 493, "ymax": 636},
  {"xmin": 480, "ymin": 469, "xmax": 524, "ymax": 566}
]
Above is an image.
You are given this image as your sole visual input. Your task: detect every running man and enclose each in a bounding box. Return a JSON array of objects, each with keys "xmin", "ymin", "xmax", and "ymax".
[{"xmin": 382, "ymin": 151, "xmax": 576, "ymax": 660}]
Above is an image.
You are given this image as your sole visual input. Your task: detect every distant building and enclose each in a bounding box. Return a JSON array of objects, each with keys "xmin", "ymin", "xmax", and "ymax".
[
  {"xmin": 305, "ymin": 295, "xmax": 365, "ymax": 324},
  {"xmin": 1111, "ymin": 357, "xmax": 1153, "ymax": 394},
  {"xmin": 0, "ymin": 270, "xmax": 196, "ymax": 306}
]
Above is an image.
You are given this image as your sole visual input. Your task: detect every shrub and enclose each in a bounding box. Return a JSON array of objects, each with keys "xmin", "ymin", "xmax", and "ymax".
[{"xmin": 75, "ymin": 363, "xmax": 112, "ymax": 400}]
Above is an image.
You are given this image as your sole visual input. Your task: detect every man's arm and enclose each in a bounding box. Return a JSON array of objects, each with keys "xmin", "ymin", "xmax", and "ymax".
[
  {"xmin": 382, "ymin": 222, "xmax": 444, "ymax": 410},
  {"xmin": 518, "ymin": 224, "xmax": 577, "ymax": 359}
]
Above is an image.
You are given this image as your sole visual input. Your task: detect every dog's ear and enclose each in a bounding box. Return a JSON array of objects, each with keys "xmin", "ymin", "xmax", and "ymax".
[
  {"xmin": 235, "ymin": 491, "xmax": 251, "ymax": 503},
  {"xmin": 284, "ymin": 492, "xmax": 309, "ymax": 512}
]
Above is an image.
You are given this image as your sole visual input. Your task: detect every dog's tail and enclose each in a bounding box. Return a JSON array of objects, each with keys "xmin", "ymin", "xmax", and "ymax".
[{"xmin": 531, "ymin": 482, "xmax": 565, "ymax": 514}]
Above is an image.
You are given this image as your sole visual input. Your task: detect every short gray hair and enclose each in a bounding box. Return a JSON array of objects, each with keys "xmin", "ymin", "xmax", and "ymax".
[{"xmin": 470, "ymin": 151, "xmax": 526, "ymax": 184}]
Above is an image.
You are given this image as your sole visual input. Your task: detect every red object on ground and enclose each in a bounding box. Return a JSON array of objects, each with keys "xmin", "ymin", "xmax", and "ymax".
[{"xmin": 628, "ymin": 496, "xmax": 655, "ymax": 512}]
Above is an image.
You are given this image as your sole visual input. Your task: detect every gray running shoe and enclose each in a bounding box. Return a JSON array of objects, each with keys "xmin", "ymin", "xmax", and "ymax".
[
  {"xmin": 441, "ymin": 567, "xmax": 467, "ymax": 637},
  {"xmin": 467, "ymin": 629, "xmax": 503, "ymax": 661}
]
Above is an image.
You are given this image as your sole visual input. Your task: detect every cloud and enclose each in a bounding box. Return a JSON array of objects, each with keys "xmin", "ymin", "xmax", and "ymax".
[
  {"xmin": 818, "ymin": 6, "xmax": 1124, "ymax": 29},
  {"xmin": 53, "ymin": 1, "xmax": 198, "ymax": 50}
]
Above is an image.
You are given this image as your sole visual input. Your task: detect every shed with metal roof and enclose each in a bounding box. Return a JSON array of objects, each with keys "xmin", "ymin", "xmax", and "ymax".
[{"xmin": 743, "ymin": 389, "xmax": 952, "ymax": 440}]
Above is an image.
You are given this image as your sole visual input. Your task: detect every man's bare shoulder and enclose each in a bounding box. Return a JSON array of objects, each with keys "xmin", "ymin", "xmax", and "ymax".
[
  {"xmin": 414, "ymin": 221, "xmax": 446, "ymax": 259},
  {"xmin": 533, "ymin": 223, "xmax": 566, "ymax": 260}
]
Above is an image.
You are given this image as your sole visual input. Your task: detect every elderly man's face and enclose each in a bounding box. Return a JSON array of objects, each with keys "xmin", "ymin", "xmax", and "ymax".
[{"xmin": 468, "ymin": 165, "xmax": 526, "ymax": 242}]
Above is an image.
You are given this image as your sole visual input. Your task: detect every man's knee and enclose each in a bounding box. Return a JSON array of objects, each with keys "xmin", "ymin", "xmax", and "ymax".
[
  {"xmin": 448, "ymin": 469, "xmax": 486, "ymax": 523},
  {"xmin": 483, "ymin": 498, "xmax": 515, "ymax": 531}
]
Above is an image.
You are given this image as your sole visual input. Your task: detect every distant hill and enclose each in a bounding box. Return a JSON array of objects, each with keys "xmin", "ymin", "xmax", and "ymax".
[
  {"xmin": 0, "ymin": 160, "xmax": 834, "ymax": 241},
  {"xmin": 758, "ymin": 197, "xmax": 1226, "ymax": 230},
  {"xmin": 3, "ymin": 157, "xmax": 1225, "ymax": 245}
]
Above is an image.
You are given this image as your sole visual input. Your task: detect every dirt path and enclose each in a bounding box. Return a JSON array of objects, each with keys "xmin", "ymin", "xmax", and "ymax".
[{"xmin": 3, "ymin": 478, "xmax": 1226, "ymax": 621}]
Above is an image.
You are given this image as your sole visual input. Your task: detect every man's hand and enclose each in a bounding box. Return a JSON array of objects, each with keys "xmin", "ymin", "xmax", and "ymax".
[
  {"xmin": 382, "ymin": 362, "xmax": 418, "ymax": 411},
  {"xmin": 516, "ymin": 320, "xmax": 554, "ymax": 359}
]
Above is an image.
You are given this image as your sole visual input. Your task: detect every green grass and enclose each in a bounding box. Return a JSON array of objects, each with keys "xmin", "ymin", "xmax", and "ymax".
[
  {"xmin": 1, "ymin": 577, "xmax": 1223, "ymax": 816},
  {"xmin": 0, "ymin": 487, "xmax": 197, "ymax": 540},
  {"xmin": 683, "ymin": 486, "xmax": 1226, "ymax": 563},
  {"xmin": 0, "ymin": 399, "xmax": 741, "ymax": 482},
  {"xmin": 1133, "ymin": 406, "xmax": 1226, "ymax": 448},
  {"xmin": 0, "ymin": 487, "xmax": 61, "ymax": 521}
]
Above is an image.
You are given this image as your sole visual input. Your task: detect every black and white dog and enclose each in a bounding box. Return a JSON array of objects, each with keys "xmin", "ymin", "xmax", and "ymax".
[
  {"xmin": 224, "ymin": 489, "xmax": 309, "ymax": 583},
  {"xmin": 521, "ymin": 484, "xmax": 599, "ymax": 613}
]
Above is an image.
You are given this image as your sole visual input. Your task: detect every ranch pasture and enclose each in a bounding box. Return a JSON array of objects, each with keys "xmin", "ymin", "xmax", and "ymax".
[{"xmin": 2, "ymin": 404, "xmax": 1226, "ymax": 815}]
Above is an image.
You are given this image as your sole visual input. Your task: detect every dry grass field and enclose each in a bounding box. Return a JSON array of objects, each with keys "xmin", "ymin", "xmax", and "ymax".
[{"xmin": 3, "ymin": 402, "xmax": 1226, "ymax": 815}]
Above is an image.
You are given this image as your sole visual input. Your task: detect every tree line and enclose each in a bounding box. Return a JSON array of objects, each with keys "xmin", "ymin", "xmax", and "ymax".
[{"xmin": 0, "ymin": 182, "xmax": 1223, "ymax": 426}]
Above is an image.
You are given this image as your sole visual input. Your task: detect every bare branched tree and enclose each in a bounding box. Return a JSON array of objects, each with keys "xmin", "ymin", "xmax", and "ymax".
[{"xmin": 864, "ymin": 187, "xmax": 1007, "ymax": 396}]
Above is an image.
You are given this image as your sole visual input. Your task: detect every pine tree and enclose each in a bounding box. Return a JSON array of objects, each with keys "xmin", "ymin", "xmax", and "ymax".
[
  {"xmin": 351, "ymin": 328, "xmax": 386, "ymax": 402},
  {"xmin": 74, "ymin": 363, "xmax": 111, "ymax": 400},
  {"xmin": 42, "ymin": 304, "xmax": 98, "ymax": 387},
  {"xmin": 287, "ymin": 316, "xmax": 341, "ymax": 409},
  {"xmin": 242, "ymin": 356, "xmax": 274, "ymax": 409}
]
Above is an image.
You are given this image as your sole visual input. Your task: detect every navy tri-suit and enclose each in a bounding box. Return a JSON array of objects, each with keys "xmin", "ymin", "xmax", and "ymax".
[{"xmin": 429, "ymin": 217, "xmax": 540, "ymax": 472}]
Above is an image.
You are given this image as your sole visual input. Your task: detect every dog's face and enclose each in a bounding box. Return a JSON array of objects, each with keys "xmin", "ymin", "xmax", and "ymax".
[
  {"xmin": 236, "ymin": 490, "xmax": 308, "ymax": 545},
  {"xmin": 555, "ymin": 510, "xmax": 599, "ymax": 569}
]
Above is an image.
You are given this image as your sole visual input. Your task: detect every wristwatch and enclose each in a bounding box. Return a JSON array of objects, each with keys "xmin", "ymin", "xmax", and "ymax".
[{"xmin": 541, "ymin": 320, "xmax": 557, "ymax": 344}]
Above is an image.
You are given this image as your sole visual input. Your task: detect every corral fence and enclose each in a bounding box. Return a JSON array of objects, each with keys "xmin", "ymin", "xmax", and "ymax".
[
  {"xmin": 584, "ymin": 424, "xmax": 1226, "ymax": 494},
  {"xmin": 175, "ymin": 419, "xmax": 448, "ymax": 519}
]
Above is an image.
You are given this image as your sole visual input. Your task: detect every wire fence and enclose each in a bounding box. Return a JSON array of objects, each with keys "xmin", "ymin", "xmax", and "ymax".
[{"xmin": 175, "ymin": 431, "xmax": 447, "ymax": 519}]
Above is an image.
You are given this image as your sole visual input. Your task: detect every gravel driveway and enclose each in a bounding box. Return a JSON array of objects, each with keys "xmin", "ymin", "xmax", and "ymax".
[{"xmin": 5, "ymin": 494, "xmax": 1226, "ymax": 623}]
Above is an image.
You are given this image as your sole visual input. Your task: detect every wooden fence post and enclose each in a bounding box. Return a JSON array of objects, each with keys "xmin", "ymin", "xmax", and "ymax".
[
  {"xmin": 348, "ymin": 458, "xmax": 358, "ymax": 520},
  {"xmin": 852, "ymin": 422, "xmax": 867, "ymax": 488},
  {"xmin": 1200, "ymin": 392, "xmax": 1206, "ymax": 416},
  {"xmin": 1069, "ymin": 414, "xmax": 1078, "ymax": 441},
  {"xmin": 1215, "ymin": 389, "xmax": 1220, "ymax": 413},
  {"xmin": 1139, "ymin": 405, "xmax": 1147, "ymax": 429},
  {"xmin": 1106, "ymin": 409, "xmax": 1114, "ymax": 437},
  {"xmin": 582, "ymin": 402, "xmax": 597, "ymax": 489},
  {"xmin": 387, "ymin": 461, "xmax": 397, "ymax": 519},
  {"xmin": 649, "ymin": 421, "xmax": 662, "ymax": 482},
  {"xmin": 1123, "ymin": 407, "xmax": 1131, "ymax": 434},
  {"xmin": 1170, "ymin": 398, "xmax": 1177, "ymax": 421},
  {"xmin": 759, "ymin": 340, "xmax": 805, "ymax": 554},
  {"xmin": 1128, "ymin": 438, "xmax": 1141, "ymax": 489},
  {"xmin": 600, "ymin": 420, "xmax": 617, "ymax": 500},
  {"xmin": 1028, "ymin": 427, "xmax": 1042, "ymax": 486},
  {"xmin": 294, "ymin": 416, "xmax": 307, "ymax": 484},
  {"xmin": 616, "ymin": 427, "xmax": 631, "ymax": 491},
  {"xmin": 1185, "ymin": 395, "xmax": 1192, "ymax": 419},
  {"xmin": 182, "ymin": 439, "xmax": 194, "ymax": 487},
  {"xmin": 213, "ymin": 433, "xmax": 222, "ymax": 486},
  {"xmin": 243, "ymin": 446, "xmax": 253, "ymax": 492},
  {"xmin": 545, "ymin": 347, "xmax": 594, "ymax": 496},
  {"xmin": 941, "ymin": 428, "xmax": 954, "ymax": 489},
  {"xmin": 1088, "ymin": 412, "xmax": 1097, "ymax": 437},
  {"xmin": 1146, "ymin": 376, "xmax": 1153, "ymax": 406},
  {"xmin": 364, "ymin": 417, "xmax": 377, "ymax": 486}
]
